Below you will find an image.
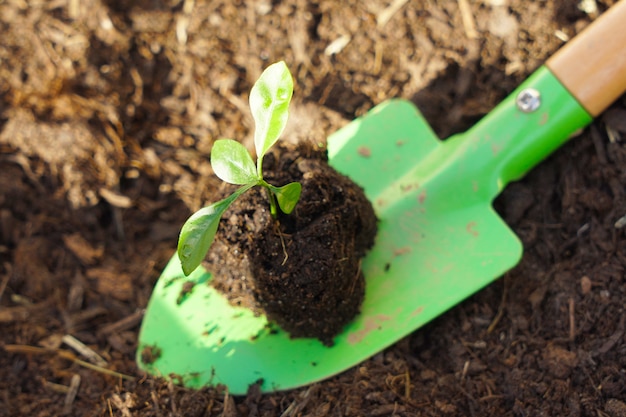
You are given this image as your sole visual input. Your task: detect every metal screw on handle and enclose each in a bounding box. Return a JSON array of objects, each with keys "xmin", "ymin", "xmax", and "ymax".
[{"xmin": 516, "ymin": 88, "xmax": 542, "ymax": 113}]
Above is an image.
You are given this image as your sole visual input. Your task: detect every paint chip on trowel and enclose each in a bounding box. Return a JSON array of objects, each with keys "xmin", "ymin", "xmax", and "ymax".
[
  {"xmin": 357, "ymin": 146, "xmax": 371, "ymax": 157},
  {"xmin": 466, "ymin": 221, "xmax": 479, "ymax": 237},
  {"xmin": 393, "ymin": 247, "xmax": 411, "ymax": 256}
]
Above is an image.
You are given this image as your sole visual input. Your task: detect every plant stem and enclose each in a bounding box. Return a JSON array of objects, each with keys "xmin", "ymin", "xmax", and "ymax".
[
  {"xmin": 257, "ymin": 156, "xmax": 264, "ymax": 182},
  {"xmin": 259, "ymin": 179, "xmax": 278, "ymax": 218},
  {"xmin": 266, "ymin": 187, "xmax": 278, "ymax": 218}
]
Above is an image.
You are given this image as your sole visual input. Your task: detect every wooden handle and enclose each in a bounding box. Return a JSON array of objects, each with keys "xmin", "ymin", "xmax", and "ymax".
[{"xmin": 546, "ymin": 0, "xmax": 626, "ymax": 116}]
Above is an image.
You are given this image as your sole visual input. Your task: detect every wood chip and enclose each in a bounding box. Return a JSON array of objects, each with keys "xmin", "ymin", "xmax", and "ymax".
[
  {"xmin": 377, "ymin": 0, "xmax": 409, "ymax": 28},
  {"xmin": 42, "ymin": 379, "xmax": 70, "ymax": 394},
  {"xmin": 62, "ymin": 334, "xmax": 108, "ymax": 367},
  {"xmin": 86, "ymin": 267, "xmax": 134, "ymax": 301},
  {"xmin": 65, "ymin": 307, "xmax": 108, "ymax": 329},
  {"xmin": 324, "ymin": 35, "xmax": 351, "ymax": 56},
  {"xmin": 603, "ymin": 108, "xmax": 626, "ymax": 133},
  {"xmin": 221, "ymin": 389, "xmax": 238, "ymax": 417},
  {"xmin": 578, "ymin": 0, "xmax": 598, "ymax": 17},
  {"xmin": 99, "ymin": 188, "xmax": 133, "ymax": 208},
  {"xmin": 62, "ymin": 233, "xmax": 103, "ymax": 265},
  {"xmin": 580, "ymin": 276, "xmax": 592, "ymax": 294},
  {"xmin": 98, "ymin": 309, "xmax": 144, "ymax": 336},
  {"xmin": 615, "ymin": 214, "xmax": 626, "ymax": 229},
  {"xmin": 457, "ymin": 0, "xmax": 478, "ymax": 39},
  {"xmin": 67, "ymin": 274, "xmax": 85, "ymax": 312},
  {"xmin": 0, "ymin": 300, "xmax": 52, "ymax": 323},
  {"xmin": 109, "ymin": 393, "xmax": 137, "ymax": 417}
]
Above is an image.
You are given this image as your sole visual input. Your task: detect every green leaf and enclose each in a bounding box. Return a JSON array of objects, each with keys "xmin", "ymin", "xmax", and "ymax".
[
  {"xmin": 177, "ymin": 201, "xmax": 230, "ymax": 276},
  {"xmin": 269, "ymin": 182, "xmax": 302, "ymax": 214},
  {"xmin": 177, "ymin": 184, "xmax": 254, "ymax": 275},
  {"xmin": 211, "ymin": 139, "xmax": 258, "ymax": 185},
  {"xmin": 249, "ymin": 61, "xmax": 293, "ymax": 170}
]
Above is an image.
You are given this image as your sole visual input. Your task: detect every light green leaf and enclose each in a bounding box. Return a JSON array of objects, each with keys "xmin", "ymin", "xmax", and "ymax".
[
  {"xmin": 249, "ymin": 61, "xmax": 293, "ymax": 171},
  {"xmin": 211, "ymin": 139, "xmax": 258, "ymax": 185},
  {"xmin": 177, "ymin": 184, "xmax": 253, "ymax": 275},
  {"xmin": 269, "ymin": 182, "xmax": 302, "ymax": 214}
]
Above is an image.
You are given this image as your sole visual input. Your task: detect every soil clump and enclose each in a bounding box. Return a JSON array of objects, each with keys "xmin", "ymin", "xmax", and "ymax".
[{"xmin": 207, "ymin": 142, "xmax": 377, "ymax": 344}]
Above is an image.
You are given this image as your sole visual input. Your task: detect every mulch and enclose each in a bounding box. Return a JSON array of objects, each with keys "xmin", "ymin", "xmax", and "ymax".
[{"xmin": 2, "ymin": 0, "xmax": 626, "ymax": 415}]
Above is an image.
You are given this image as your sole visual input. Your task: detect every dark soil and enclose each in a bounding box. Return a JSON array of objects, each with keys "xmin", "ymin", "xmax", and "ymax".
[
  {"xmin": 2, "ymin": 0, "xmax": 626, "ymax": 416},
  {"xmin": 207, "ymin": 142, "xmax": 377, "ymax": 344}
]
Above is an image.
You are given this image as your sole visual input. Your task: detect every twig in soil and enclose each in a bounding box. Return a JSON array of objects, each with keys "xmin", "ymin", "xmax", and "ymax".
[
  {"xmin": 487, "ymin": 277, "xmax": 508, "ymax": 334},
  {"xmin": 369, "ymin": 404, "xmax": 405, "ymax": 416},
  {"xmin": 457, "ymin": 0, "xmax": 478, "ymax": 39},
  {"xmin": 478, "ymin": 394, "xmax": 505, "ymax": 402},
  {"xmin": 404, "ymin": 369, "xmax": 411, "ymax": 400},
  {"xmin": 591, "ymin": 314, "xmax": 625, "ymax": 357},
  {"xmin": 98, "ymin": 309, "xmax": 144, "ymax": 336},
  {"xmin": 67, "ymin": 354, "xmax": 135, "ymax": 380},
  {"xmin": 607, "ymin": 125, "xmax": 621, "ymax": 144},
  {"xmin": 280, "ymin": 385, "xmax": 313, "ymax": 417},
  {"xmin": 222, "ymin": 391, "xmax": 238, "ymax": 417},
  {"xmin": 3, "ymin": 344, "xmax": 135, "ymax": 381},
  {"xmin": 384, "ymin": 370, "xmax": 428, "ymax": 410},
  {"xmin": 317, "ymin": 78, "xmax": 336, "ymax": 106},
  {"xmin": 461, "ymin": 360, "xmax": 470, "ymax": 380},
  {"xmin": 176, "ymin": 0, "xmax": 195, "ymax": 45},
  {"xmin": 42, "ymin": 379, "xmax": 71, "ymax": 394},
  {"xmin": 373, "ymin": 40, "xmax": 384, "ymax": 75},
  {"xmin": 99, "ymin": 189, "xmax": 130, "ymax": 241},
  {"xmin": 0, "ymin": 267, "xmax": 11, "ymax": 302},
  {"xmin": 108, "ymin": 205, "xmax": 126, "ymax": 240},
  {"xmin": 62, "ymin": 334, "xmax": 108, "ymax": 367},
  {"xmin": 568, "ymin": 297, "xmax": 576, "ymax": 341},
  {"xmin": 0, "ymin": 299, "xmax": 53, "ymax": 323},
  {"xmin": 167, "ymin": 381, "xmax": 178, "ymax": 415},
  {"xmin": 64, "ymin": 306, "xmax": 108, "ymax": 330},
  {"xmin": 68, "ymin": 0, "xmax": 79, "ymax": 19},
  {"xmin": 377, "ymin": 0, "xmax": 410, "ymax": 28},
  {"xmin": 11, "ymin": 293, "xmax": 33, "ymax": 306},
  {"xmin": 61, "ymin": 374, "xmax": 81, "ymax": 416},
  {"xmin": 150, "ymin": 391, "xmax": 160, "ymax": 416}
]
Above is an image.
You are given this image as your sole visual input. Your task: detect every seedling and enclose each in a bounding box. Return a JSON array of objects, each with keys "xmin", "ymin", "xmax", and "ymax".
[{"xmin": 177, "ymin": 61, "xmax": 301, "ymax": 276}]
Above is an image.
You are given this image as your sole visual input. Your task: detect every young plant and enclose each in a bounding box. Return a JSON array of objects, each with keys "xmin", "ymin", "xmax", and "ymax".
[{"xmin": 177, "ymin": 61, "xmax": 301, "ymax": 276}]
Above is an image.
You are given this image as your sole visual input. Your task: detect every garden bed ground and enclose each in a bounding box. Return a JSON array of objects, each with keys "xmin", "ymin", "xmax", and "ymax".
[{"xmin": 2, "ymin": 0, "xmax": 626, "ymax": 415}]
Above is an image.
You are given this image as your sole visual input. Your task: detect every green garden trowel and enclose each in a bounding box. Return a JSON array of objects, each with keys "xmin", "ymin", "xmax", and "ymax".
[{"xmin": 137, "ymin": 1, "xmax": 626, "ymax": 395}]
